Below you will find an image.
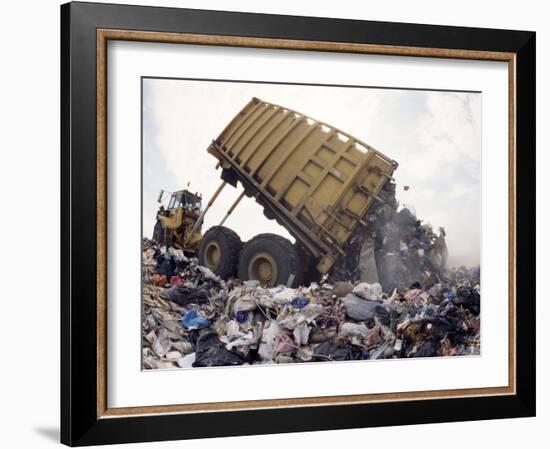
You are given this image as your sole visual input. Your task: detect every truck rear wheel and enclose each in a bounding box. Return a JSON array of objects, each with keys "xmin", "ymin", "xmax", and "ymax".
[
  {"xmin": 238, "ymin": 234, "xmax": 303, "ymax": 287},
  {"xmin": 198, "ymin": 226, "xmax": 242, "ymax": 278}
]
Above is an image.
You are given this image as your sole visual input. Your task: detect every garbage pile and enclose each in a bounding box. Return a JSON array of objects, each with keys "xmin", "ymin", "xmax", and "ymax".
[
  {"xmin": 142, "ymin": 239, "xmax": 480, "ymax": 370},
  {"xmin": 333, "ymin": 182, "xmax": 450, "ymax": 293}
]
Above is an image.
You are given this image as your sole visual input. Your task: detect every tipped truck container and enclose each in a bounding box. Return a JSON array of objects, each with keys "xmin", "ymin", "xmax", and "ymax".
[{"xmin": 206, "ymin": 97, "xmax": 398, "ymax": 281}]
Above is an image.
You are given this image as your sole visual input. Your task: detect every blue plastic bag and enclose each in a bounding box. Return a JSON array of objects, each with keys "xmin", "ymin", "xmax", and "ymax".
[
  {"xmin": 291, "ymin": 297, "xmax": 309, "ymax": 309},
  {"xmin": 235, "ymin": 310, "xmax": 248, "ymax": 323},
  {"xmin": 181, "ymin": 309, "xmax": 210, "ymax": 330}
]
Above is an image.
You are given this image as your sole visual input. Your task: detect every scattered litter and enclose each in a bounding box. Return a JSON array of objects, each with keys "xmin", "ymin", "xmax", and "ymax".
[
  {"xmin": 314, "ymin": 341, "xmax": 363, "ymax": 362},
  {"xmin": 170, "ymin": 275, "xmax": 184, "ymax": 286},
  {"xmin": 164, "ymin": 284, "xmax": 210, "ymax": 306},
  {"xmin": 192, "ymin": 329, "xmax": 245, "ymax": 367},
  {"xmin": 339, "ymin": 322, "xmax": 370, "ymax": 338},
  {"xmin": 176, "ymin": 352, "xmax": 196, "ymax": 368},
  {"xmin": 332, "ymin": 281, "xmax": 353, "ymax": 298},
  {"xmin": 353, "ymin": 282, "xmax": 383, "ymax": 300},
  {"xmin": 342, "ymin": 294, "xmax": 378, "ymax": 321},
  {"xmin": 142, "ymin": 235, "xmax": 480, "ymax": 369}
]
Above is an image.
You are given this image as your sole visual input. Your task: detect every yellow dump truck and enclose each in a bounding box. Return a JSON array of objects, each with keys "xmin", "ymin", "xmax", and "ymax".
[{"xmin": 154, "ymin": 97, "xmax": 397, "ymax": 287}]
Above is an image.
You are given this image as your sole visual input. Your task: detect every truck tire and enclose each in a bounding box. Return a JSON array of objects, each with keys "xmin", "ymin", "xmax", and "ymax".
[
  {"xmin": 198, "ymin": 226, "xmax": 242, "ymax": 279},
  {"xmin": 238, "ymin": 234, "xmax": 303, "ymax": 287}
]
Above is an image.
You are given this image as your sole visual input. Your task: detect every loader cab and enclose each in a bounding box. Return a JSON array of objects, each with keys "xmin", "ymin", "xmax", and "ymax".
[
  {"xmin": 166, "ymin": 190, "xmax": 202, "ymax": 216},
  {"xmin": 156, "ymin": 189, "xmax": 202, "ymax": 228}
]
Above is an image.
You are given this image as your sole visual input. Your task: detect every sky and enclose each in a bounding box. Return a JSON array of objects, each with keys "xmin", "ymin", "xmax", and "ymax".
[{"xmin": 142, "ymin": 78, "xmax": 481, "ymax": 267}]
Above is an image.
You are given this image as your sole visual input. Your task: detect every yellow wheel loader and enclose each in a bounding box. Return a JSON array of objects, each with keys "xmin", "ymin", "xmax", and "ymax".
[{"xmin": 152, "ymin": 189, "xmax": 204, "ymax": 252}]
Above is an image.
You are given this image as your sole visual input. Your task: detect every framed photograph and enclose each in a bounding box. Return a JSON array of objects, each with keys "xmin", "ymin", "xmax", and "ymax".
[{"xmin": 61, "ymin": 1, "xmax": 535, "ymax": 446}]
